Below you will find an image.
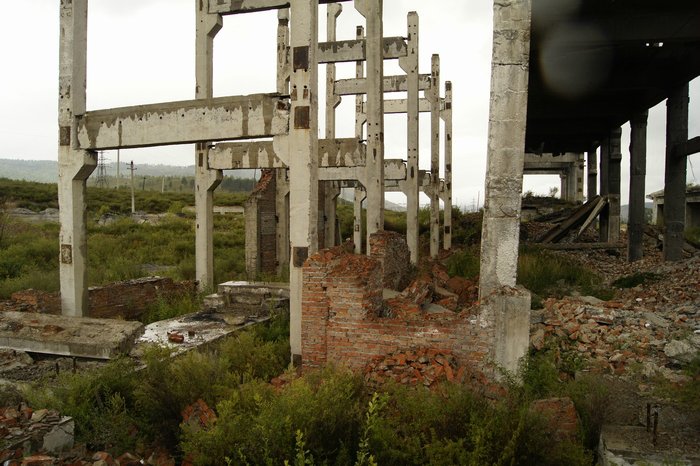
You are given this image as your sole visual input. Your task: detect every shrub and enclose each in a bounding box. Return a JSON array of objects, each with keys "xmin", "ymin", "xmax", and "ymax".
[
  {"xmin": 446, "ymin": 246, "xmax": 480, "ymax": 279},
  {"xmin": 612, "ymin": 272, "xmax": 661, "ymax": 289}
]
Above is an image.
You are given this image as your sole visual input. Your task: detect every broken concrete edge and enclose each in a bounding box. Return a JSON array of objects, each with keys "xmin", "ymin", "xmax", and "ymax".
[{"xmin": 0, "ymin": 311, "xmax": 144, "ymax": 360}]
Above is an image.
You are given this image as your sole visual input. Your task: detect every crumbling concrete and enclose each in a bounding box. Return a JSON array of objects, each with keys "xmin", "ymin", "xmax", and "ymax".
[
  {"xmin": 0, "ymin": 311, "xmax": 143, "ymax": 359},
  {"xmin": 478, "ymin": 0, "xmax": 532, "ymax": 298}
]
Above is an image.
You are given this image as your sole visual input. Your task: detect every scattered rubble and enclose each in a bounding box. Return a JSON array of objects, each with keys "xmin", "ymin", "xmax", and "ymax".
[{"xmin": 364, "ymin": 349, "xmax": 467, "ymax": 389}]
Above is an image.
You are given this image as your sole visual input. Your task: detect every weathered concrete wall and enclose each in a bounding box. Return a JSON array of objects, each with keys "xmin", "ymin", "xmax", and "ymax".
[
  {"xmin": 8, "ymin": 277, "xmax": 195, "ymax": 320},
  {"xmin": 301, "ymin": 245, "xmax": 526, "ymax": 379}
]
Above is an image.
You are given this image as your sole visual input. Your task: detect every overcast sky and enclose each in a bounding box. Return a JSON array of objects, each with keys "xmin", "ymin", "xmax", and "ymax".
[{"xmin": 0, "ymin": 0, "xmax": 698, "ymax": 209}]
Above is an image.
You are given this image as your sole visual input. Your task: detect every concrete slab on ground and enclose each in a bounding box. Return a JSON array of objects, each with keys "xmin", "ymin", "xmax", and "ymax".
[
  {"xmin": 131, "ymin": 309, "xmax": 269, "ymax": 358},
  {"xmin": 599, "ymin": 425, "xmax": 700, "ymax": 466},
  {"xmin": 0, "ymin": 311, "xmax": 143, "ymax": 359}
]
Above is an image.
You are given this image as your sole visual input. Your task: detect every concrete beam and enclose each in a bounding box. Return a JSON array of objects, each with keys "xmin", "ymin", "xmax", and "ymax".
[
  {"xmin": 334, "ymin": 73, "xmax": 430, "ymax": 95},
  {"xmin": 317, "ymin": 36, "xmax": 407, "ymax": 63},
  {"xmin": 479, "ymin": 0, "xmax": 532, "ymax": 299},
  {"xmin": 628, "ymin": 110, "xmax": 648, "ymax": 262},
  {"xmin": 76, "ymin": 94, "xmax": 290, "ymax": 150},
  {"xmin": 209, "ymin": 140, "xmax": 288, "ymax": 169},
  {"xmin": 353, "ymin": 25, "xmax": 365, "ymax": 254},
  {"xmin": 676, "ymin": 136, "xmax": 700, "ymax": 158},
  {"xmin": 664, "ymin": 83, "xmax": 689, "ymax": 261},
  {"xmin": 382, "ymin": 98, "xmax": 431, "ymax": 114},
  {"xmin": 318, "ymin": 158, "xmax": 406, "ymax": 182},
  {"xmin": 210, "ymin": 0, "xmax": 350, "ymax": 15}
]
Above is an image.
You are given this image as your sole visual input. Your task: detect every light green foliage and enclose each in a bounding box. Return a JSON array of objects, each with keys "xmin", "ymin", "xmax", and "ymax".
[
  {"xmin": 518, "ymin": 246, "xmax": 614, "ymax": 304},
  {"xmin": 446, "ymin": 246, "xmax": 481, "ymax": 280}
]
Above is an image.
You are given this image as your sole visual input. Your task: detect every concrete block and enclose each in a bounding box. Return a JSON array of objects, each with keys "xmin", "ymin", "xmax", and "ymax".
[
  {"xmin": 42, "ymin": 417, "xmax": 74, "ymax": 454},
  {"xmin": 0, "ymin": 312, "xmax": 143, "ymax": 359},
  {"xmin": 484, "ymin": 286, "xmax": 531, "ymax": 377}
]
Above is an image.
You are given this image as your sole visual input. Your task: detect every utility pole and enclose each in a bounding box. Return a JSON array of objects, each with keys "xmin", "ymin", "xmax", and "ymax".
[
  {"xmin": 128, "ymin": 161, "xmax": 137, "ymax": 214},
  {"xmin": 116, "ymin": 149, "xmax": 121, "ymax": 189}
]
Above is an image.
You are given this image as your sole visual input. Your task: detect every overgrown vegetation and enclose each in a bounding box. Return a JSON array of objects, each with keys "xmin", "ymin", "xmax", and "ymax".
[
  {"xmin": 447, "ymin": 245, "xmax": 614, "ymax": 307},
  {"xmin": 0, "ymin": 178, "xmax": 252, "ymax": 298},
  {"xmin": 686, "ymin": 226, "xmax": 700, "ymax": 248},
  {"xmin": 23, "ymin": 309, "xmax": 605, "ymax": 465}
]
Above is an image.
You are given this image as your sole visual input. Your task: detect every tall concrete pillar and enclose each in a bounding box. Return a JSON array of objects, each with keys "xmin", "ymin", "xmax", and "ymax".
[
  {"xmin": 664, "ymin": 83, "xmax": 689, "ymax": 261},
  {"xmin": 353, "ymin": 187, "xmax": 366, "ymax": 252},
  {"xmin": 353, "ymin": 24, "xmax": 366, "ymax": 254},
  {"xmin": 356, "ymin": 0, "xmax": 385, "ymax": 248},
  {"xmin": 608, "ymin": 127, "xmax": 622, "ymax": 243},
  {"xmin": 442, "ymin": 81, "xmax": 453, "ymax": 251},
  {"xmin": 587, "ymin": 147, "xmax": 598, "ymax": 201},
  {"xmin": 599, "ymin": 137, "xmax": 610, "ymax": 241},
  {"xmin": 323, "ymin": 3, "xmax": 342, "ymax": 249},
  {"xmin": 276, "ymin": 8, "xmax": 291, "ymax": 276},
  {"xmin": 479, "ymin": 0, "xmax": 532, "ymax": 299},
  {"xmin": 399, "ymin": 12, "xmax": 420, "ymax": 264},
  {"xmin": 575, "ymin": 152, "xmax": 585, "ymax": 203},
  {"xmin": 428, "ymin": 54, "xmax": 441, "ymax": 258},
  {"xmin": 288, "ymin": 0, "xmax": 320, "ymax": 362},
  {"xmin": 58, "ymin": 0, "xmax": 97, "ymax": 317},
  {"xmin": 559, "ymin": 173, "xmax": 568, "ymax": 201},
  {"xmin": 628, "ymin": 110, "xmax": 648, "ymax": 262},
  {"xmin": 275, "ymin": 171, "xmax": 290, "ymax": 276},
  {"xmin": 194, "ymin": 3, "xmax": 223, "ymax": 291}
]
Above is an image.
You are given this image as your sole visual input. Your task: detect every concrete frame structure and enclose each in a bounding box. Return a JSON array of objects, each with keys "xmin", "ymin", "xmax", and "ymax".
[{"xmin": 523, "ymin": 153, "xmax": 585, "ymax": 203}]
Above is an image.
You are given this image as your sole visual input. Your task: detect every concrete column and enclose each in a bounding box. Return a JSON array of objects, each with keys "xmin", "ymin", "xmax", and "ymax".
[
  {"xmin": 442, "ymin": 81, "xmax": 453, "ymax": 251},
  {"xmin": 353, "ymin": 187, "xmax": 366, "ymax": 253},
  {"xmin": 608, "ymin": 127, "xmax": 622, "ymax": 243},
  {"xmin": 275, "ymin": 171, "xmax": 290, "ymax": 276},
  {"xmin": 560, "ymin": 173, "xmax": 568, "ymax": 201},
  {"xmin": 288, "ymin": 0, "xmax": 319, "ymax": 362},
  {"xmin": 587, "ymin": 147, "xmax": 598, "ymax": 200},
  {"xmin": 323, "ymin": 4, "xmax": 342, "ymax": 249},
  {"xmin": 664, "ymin": 83, "xmax": 689, "ymax": 261},
  {"xmin": 355, "ymin": 0, "xmax": 385, "ymax": 249},
  {"xmin": 478, "ymin": 0, "xmax": 532, "ymax": 299},
  {"xmin": 428, "ymin": 54, "xmax": 441, "ymax": 258},
  {"xmin": 398, "ymin": 12, "xmax": 420, "ymax": 264},
  {"xmin": 628, "ymin": 110, "xmax": 648, "ymax": 262},
  {"xmin": 194, "ymin": 3, "xmax": 223, "ymax": 291},
  {"xmin": 575, "ymin": 152, "xmax": 585, "ymax": 203},
  {"xmin": 276, "ymin": 8, "xmax": 291, "ymax": 276},
  {"xmin": 599, "ymin": 137, "xmax": 610, "ymax": 242},
  {"xmin": 58, "ymin": 0, "xmax": 97, "ymax": 317},
  {"xmin": 353, "ymin": 25, "xmax": 366, "ymax": 255}
]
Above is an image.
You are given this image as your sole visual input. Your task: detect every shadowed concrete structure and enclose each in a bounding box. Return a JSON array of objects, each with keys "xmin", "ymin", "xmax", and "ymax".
[{"xmin": 522, "ymin": 0, "xmax": 700, "ymax": 262}]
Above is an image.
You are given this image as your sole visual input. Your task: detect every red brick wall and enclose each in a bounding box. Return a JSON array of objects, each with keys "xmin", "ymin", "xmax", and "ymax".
[
  {"xmin": 369, "ymin": 230, "xmax": 412, "ymax": 291},
  {"xmin": 301, "ymin": 246, "xmax": 496, "ymax": 377},
  {"xmin": 8, "ymin": 277, "xmax": 195, "ymax": 320}
]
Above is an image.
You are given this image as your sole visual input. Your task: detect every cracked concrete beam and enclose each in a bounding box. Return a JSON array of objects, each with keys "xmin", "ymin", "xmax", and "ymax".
[
  {"xmin": 317, "ymin": 36, "xmax": 406, "ymax": 63},
  {"xmin": 381, "ymin": 98, "xmax": 431, "ymax": 114},
  {"xmin": 334, "ymin": 73, "xmax": 430, "ymax": 95},
  {"xmin": 76, "ymin": 95, "xmax": 290, "ymax": 150},
  {"xmin": 209, "ymin": 140, "xmax": 288, "ymax": 169},
  {"xmin": 210, "ymin": 0, "xmax": 350, "ymax": 15},
  {"xmin": 319, "ymin": 158, "xmax": 406, "ymax": 182}
]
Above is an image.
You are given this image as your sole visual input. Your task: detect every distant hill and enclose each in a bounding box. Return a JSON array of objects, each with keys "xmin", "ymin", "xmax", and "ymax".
[
  {"xmin": 0, "ymin": 159, "xmax": 255, "ymax": 183},
  {"xmin": 620, "ymin": 203, "xmax": 654, "ymax": 223}
]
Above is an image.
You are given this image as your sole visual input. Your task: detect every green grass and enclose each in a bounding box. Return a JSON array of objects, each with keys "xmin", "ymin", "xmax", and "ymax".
[
  {"xmin": 517, "ymin": 246, "xmax": 614, "ymax": 304},
  {"xmin": 686, "ymin": 227, "xmax": 700, "ymax": 248}
]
